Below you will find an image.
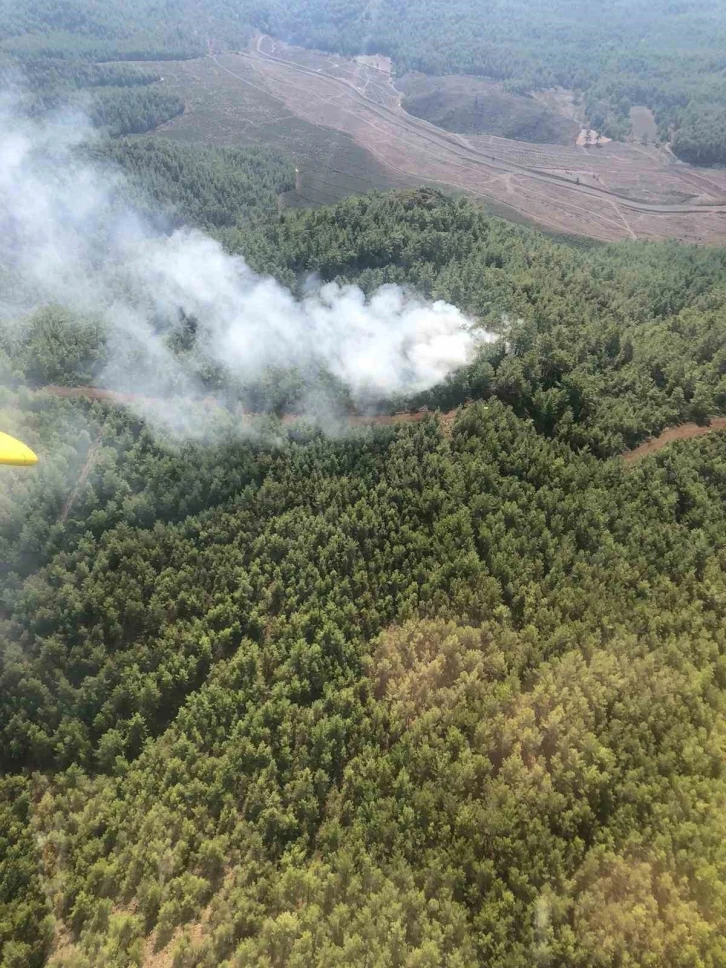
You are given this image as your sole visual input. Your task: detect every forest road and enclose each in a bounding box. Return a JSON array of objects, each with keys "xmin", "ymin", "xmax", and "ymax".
[
  {"xmin": 41, "ymin": 385, "xmax": 455, "ymax": 426},
  {"xmin": 623, "ymin": 417, "xmax": 726, "ymax": 462},
  {"xmin": 245, "ymin": 38, "xmax": 726, "ymax": 218},
  {"xmin": 42, "ymin": 386, "xmax": 726, "ymax": 460},
  {"xmin": 223, "ymin": 35, "xmax": 726, "ymax": 241}
]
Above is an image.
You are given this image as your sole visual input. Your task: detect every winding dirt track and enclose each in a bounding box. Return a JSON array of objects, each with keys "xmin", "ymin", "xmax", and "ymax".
[
  {"xmin": 43, "ymin": 385, "xmax": 453, "ymax": 427},
  {"xmin": 44, "ymin": 386, "xmax": 726, "ymax": 459},
  {"xmin": 220, "ymin": 35, "xmax": 726, "ymax": 243},
  {"xmin": 623, "ymin": 418, "xmax": 726, "ymax": 462}
]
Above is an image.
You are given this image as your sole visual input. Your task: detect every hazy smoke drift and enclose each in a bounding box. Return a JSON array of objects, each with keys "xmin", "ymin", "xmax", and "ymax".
[{"xmin": 0, "ymin": 100, "xmax": 485, "ymax": 428}]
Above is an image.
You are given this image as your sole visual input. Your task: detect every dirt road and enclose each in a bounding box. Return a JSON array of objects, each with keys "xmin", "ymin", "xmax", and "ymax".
[
  {"xmin": 623, "ymin": 418, "xmax": 726, "ymax": 462},
  {"xmin": 43, "ymin": 385, "xmax": 452, "ymax": 427},
  {"xmin": 46, "ymin": 386, "xmax": 726, "ymax": 459},
  {"xmin": 222, "ymin": 36, "xmax": 726, "ymax": 243}
]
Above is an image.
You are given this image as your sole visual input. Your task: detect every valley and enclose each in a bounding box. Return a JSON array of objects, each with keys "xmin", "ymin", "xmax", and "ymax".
[{"xmin": 143, "ymin": 34, "xmax": 726, "ymax": 242}]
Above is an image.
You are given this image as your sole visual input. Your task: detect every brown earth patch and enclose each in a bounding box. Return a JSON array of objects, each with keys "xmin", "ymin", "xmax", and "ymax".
[
  {"xmin": 136, "ymin": 37, "xmax": 726, "ymax": 241},
  {"xmin": 144, "ymin": 52, "xmax": 413, "ymax": 208},
  {"xmin": 355, "ymin": 53, "xmax": 393, "ymax": 75},
  {"xmin": 166, "ymin": 35, "xmax": 726, "ymax": 243},
  {"xmin": 623, "ymin": 417, "xmax": 726, "ymax": 462},
  {"xmin": 44, "ymin": 387, "xmax": 726, "ymax": 460}
]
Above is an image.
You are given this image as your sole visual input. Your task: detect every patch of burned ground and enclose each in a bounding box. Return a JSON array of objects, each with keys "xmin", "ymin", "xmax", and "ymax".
[
  {"xmin": 623, "ymin": 417, "xmax": 726, "ymax": 462},
  {"xmin": 396, "ymin": 73, "xmax": 579, "ymax": 145}
]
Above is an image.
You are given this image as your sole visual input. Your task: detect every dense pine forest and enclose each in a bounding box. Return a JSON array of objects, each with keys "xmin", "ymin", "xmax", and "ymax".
[
  {"xmin": 3, "ymin": 1, "xmax": 726, "ymax": 965},
  {"xmin": 3, "ymin": 117, "xmax": 726, "ymax": 965}
]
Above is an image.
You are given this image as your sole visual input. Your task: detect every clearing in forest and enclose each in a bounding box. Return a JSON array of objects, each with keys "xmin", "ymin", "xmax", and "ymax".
[
  {"xmin": 142, "ymin": 35, "xmax": 726, "ymax": 242},
  {"xmin": 146, "ymin": 52, "xmax": 413, "ymax": 207}
]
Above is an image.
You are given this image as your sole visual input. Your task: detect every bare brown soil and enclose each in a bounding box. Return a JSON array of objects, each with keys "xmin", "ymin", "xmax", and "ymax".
[
  {"xmin": 146, "ymin": 54, "xmax": 413, "ymax": 208},
  {"xmin": 354, "ymin": 54, "xmax": 393, "ymax": 75},
  {"xmin": 197, "ymin": 34, "xmax": 726, "ymax": 243},
  {"xmin": 623, "ymin": 418, "xmax": 726, "ymax": 462}
]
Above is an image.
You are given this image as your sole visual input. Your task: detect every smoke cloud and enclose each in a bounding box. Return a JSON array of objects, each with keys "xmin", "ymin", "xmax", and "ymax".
[{"xmin": 0, "ymin": 97, "xmax": 489, "ymax": 436}]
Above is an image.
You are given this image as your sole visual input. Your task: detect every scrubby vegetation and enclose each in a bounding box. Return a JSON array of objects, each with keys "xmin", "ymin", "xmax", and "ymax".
[{"xmin": 396, "ymin": 74, "xmax": 579, "ymax": 143}]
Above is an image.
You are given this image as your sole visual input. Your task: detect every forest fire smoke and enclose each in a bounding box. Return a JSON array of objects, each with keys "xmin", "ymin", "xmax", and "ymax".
[{"xmin": 0, "ymin": 98, "xmax": 488, "ymax": 435}]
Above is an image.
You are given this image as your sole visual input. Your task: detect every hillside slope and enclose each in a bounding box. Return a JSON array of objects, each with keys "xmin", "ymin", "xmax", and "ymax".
[{"xmin": 3, "ymin": 168, "xmax": 726, "ymax": 965}]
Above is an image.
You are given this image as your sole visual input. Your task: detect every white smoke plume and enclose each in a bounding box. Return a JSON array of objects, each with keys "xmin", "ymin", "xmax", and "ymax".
[{"xmin": 0, "ymin": 97, "xmax": 489, "ymax": 435}]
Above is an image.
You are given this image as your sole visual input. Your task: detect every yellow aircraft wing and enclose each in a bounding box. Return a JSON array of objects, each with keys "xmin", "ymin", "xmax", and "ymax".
[{"xmin": 0, "ymin": 432, "xmax": 38, "ymax": 466}]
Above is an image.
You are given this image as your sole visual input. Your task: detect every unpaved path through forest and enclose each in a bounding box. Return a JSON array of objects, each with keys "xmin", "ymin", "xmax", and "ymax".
[
  {"xmin": 44, "ymin": 386, "xmax": 726, "ymax": 460},
  {"xmin": 623, "ymin": 417, "xmax": 726, "ymax": 462},
  {"xmin": 43, "ymin": 385, "xmax": 453, "ymax": 426}
]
